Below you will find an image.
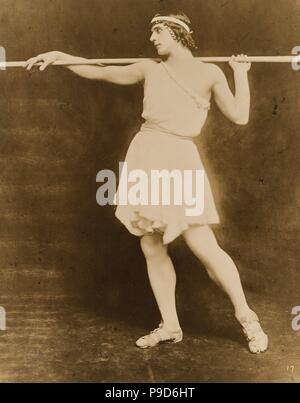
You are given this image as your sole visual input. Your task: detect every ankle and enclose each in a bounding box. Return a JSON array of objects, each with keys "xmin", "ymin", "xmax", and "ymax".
[
  {"xmin": 235, "ymin": 307, "xmax": 253, "ymax": 323},
  {"xmin": 162, "ymin": 322, "xmax": 182, "ymax": 333}
]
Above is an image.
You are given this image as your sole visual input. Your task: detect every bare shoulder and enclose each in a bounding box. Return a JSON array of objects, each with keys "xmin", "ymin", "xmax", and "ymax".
[
  {"xmin": 129, "ymin": 60, "xmax": 157, "ymax": 82},
  {"xmin": 200, "ymin": 62, "xmax": 226, "ymax": 83},
  {"xmin": 136, "ymin": 60, "xmax": 158, "ymax": 74}
]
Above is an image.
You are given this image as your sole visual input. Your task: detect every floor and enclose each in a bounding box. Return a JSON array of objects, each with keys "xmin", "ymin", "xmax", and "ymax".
[{"xmin": 0, "ymin": 293, "xmax": 299, "ymax": 383}]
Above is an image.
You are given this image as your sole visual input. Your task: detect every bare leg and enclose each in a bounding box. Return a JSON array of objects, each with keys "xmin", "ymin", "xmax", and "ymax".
[
  {"xmin": 183, "ymin": 224, "xmax": 268, "ymax": 353},
  {"xmin": 140, "ymin": 233, "xmax": 180, "ymax": 331},
  {"xmin": 183, "ymin": 225, "xmax": 250, "ymax": 318}
]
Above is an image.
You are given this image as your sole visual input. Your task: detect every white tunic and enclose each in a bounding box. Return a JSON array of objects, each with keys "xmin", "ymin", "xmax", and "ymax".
[{"xmin": 114, "ymin": 62, "xmax": 220, "ymax": 244}]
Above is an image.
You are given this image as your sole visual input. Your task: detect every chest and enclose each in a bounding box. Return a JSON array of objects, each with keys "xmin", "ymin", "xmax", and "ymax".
[{"xmin": 160, "ymin": 63, "xmax": 214, "ymax": 99}]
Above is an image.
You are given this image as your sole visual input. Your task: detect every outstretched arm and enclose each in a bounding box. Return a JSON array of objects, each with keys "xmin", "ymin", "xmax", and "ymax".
[
  {"xmin": 211, "ymin": 55, "xmax": 251, "ymax": 125},
  {"xmin": 24, "ymin": 51, "xmax": 150, "ymax": 85}
]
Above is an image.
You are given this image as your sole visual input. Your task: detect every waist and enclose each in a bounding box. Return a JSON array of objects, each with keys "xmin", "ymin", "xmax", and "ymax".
[{"xmin": 140, "ymin": 122, "xmax": 196, "ymax": 142}]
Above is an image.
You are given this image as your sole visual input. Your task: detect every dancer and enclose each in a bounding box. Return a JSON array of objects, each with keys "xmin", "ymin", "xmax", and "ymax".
[{"xmin": 25, "ymin": 12, "xmax": 268, "ymax": 353}]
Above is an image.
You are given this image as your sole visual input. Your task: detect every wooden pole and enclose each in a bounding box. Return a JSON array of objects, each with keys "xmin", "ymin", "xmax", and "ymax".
[{"xmin": 0, "ymin": 55, "xmax": 297, "ymax": 68}]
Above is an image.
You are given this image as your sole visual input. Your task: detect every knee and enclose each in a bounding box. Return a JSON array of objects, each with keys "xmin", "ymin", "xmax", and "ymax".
[{"xmin": 140, "ymin": 234, "xmax": 167, "ymax": 260}]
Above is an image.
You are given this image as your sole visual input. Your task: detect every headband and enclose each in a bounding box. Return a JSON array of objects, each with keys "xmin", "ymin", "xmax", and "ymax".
[{"xmin": 151, "ymin": 16, "xmax": 192, "ymax": 34}]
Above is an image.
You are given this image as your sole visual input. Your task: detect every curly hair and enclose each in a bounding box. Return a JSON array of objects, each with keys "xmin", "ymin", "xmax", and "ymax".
[{"xmin": 151, "ymin": 12, "xmax": 197, "ymax": 51}]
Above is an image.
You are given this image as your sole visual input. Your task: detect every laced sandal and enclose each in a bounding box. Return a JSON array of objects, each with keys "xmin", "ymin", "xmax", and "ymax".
[
  {"xmin": 237, "ymin": 310, "xmax": 268, "ymax": 354},
  {"xmin": 136, "ymin": 326, "xmax": 183, "ymax": 349}
]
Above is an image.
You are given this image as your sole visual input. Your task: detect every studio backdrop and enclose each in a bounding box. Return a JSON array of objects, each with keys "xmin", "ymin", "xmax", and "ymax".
[{"xmin": 0, "ymin": 0, "xmax": 299, "ymax": 326}]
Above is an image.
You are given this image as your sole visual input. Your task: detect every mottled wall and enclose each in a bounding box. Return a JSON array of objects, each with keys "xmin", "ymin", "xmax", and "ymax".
[{"xmin": 0, "ymin": 0, "xmax": 299, "ymax": 324}]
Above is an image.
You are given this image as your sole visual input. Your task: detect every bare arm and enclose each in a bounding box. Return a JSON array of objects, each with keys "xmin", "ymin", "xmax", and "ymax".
[
  {"xmin": 25, "ymin": 51, "xmax": 150, "ymax": 85},
  {"xmin": 211, "ymin": 55, "xmax": 251, "ymax": 125},
  {"xmin": 58, "ymin": 52, "xmax": 147, "ymax": 84}
]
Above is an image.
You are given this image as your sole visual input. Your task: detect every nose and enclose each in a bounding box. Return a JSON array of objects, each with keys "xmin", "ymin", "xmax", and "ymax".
[{"xmin": 150, "ymin": 31, "xmax": 156, "ymax": 43}]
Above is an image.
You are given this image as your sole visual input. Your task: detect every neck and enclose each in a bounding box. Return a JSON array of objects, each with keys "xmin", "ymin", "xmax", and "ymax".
[{"xmin": 165, "ymin": 45, "xmax": 194, "ymax": 64}]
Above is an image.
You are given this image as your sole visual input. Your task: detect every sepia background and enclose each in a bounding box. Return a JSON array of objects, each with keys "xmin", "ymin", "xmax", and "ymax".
[{"xmin": 0, "ymin": 0, "xmax": 299, "ymax": 382}]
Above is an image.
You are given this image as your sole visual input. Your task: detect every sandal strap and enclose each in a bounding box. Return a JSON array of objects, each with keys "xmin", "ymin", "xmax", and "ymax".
[
  {"xmin": 238, "ymin": 311, "xmax": 265, "ymax": 341},
  {"xmin": 137, "ymin": 326, "xmax": 182, "ymax": 347},
  {"xmin": 150, "ymin": 327, "xmax": 173, "ymax": 343}
]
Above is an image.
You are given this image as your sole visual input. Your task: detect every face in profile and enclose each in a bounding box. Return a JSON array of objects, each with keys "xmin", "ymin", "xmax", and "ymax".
[{"xmin": 150, "ymin": 23, "xmax": 176, "ymax": 56}]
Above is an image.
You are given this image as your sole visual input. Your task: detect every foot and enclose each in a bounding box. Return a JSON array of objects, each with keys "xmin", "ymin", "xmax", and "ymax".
[
  {"xmin": 236, "ymin": 310, "xmax": 268, "ymax": 354},
  {"xmin": 136, "ymin": 326, "xmax": 183, "ymax": 349}
]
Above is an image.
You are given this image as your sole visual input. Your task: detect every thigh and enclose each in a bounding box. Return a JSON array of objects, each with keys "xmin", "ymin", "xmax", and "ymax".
[
  {"xmin": 183, "ymin": 225, "xmax": 220, "ymax": 257},
  {"xmin": 140, "ymin": 233, "xmax": 167, "ymax": 258}
]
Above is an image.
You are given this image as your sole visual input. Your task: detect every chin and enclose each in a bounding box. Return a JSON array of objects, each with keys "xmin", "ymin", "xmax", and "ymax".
[{"xmin": 156, "ymin": 48, "xmax": 169, "ymax": 57}]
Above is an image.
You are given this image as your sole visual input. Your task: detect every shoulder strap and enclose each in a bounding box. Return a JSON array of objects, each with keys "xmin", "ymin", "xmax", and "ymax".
[{"xmin": 160, "ymin": 62, "xmax": 210, "ymax": 110}]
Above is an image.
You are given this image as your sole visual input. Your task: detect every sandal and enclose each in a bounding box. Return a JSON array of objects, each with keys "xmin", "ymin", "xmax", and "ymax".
[
  {"xmin": 237, "ymin": 310, "xmax": 268, "ymax": 354},
  {"xmin": 136, "ymin": 326, "xmax": 183, "ymax": 349}
]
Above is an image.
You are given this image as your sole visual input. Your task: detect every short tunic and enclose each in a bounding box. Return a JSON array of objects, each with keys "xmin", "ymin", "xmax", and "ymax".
[{"xmin": 114, "ymin": 62, "xmax": 220, "ymax": 244}]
